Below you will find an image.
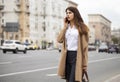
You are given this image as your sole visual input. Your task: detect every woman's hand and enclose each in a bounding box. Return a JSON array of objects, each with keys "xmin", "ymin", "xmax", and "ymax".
[{"xmin": 63, "ymin": 17, "xmax": 68, "ymax": 29}]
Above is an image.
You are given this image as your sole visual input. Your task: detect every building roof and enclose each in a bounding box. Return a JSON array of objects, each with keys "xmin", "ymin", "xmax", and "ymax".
[{"xmin": 88, "ymin": 14, "xmax": 111, "ymax": 23}]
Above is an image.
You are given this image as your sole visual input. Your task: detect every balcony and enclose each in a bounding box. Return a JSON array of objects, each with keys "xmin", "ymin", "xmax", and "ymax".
[
  {"xmin": 15, "ymin": 1, "xmax": 21, "ymax": 6},
  {"xmin": 26, "ymin": 2, "xmax": 29, "ymax": 7},
  {"xmin": 14, "ymin": 7, "xmax": 21, "ymax": 13},
  {"xmin": 26, "ymin": 9, "xmax": 30, "ymax": 15},
  {"xmin": 0, "ymin": 3, "xmax": 4, "ymax": 10}
]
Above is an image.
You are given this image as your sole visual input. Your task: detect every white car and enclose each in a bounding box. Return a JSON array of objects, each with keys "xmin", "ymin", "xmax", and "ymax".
[
  {"xmin": 98, "ymin": 44, "xmax": 108, "ymax": 52},
  {"xmin": 1, "ymin": 40, "xmax": 27, "ymax": 54}
]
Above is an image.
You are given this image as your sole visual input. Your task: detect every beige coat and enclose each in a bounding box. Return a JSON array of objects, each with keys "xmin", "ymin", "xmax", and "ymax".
[{"xmin": 57, "ymin": 26, "xmax": 89, "ymax": 82}]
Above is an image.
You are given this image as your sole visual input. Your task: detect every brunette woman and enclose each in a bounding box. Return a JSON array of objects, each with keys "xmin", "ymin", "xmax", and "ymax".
[{"xmin": 57, "ymin": 6, "xmax": 89, "ymax": 82}]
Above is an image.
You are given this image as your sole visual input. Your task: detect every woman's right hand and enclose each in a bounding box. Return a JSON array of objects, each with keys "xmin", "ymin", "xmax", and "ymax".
[{"xmin": 63, "ymin": 17, "xmax": 68, "ymax": 29}]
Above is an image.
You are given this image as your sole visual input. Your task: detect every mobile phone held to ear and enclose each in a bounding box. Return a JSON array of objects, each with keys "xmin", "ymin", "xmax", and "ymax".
[{"xmin": 65, "ymin": 17, "xmax": 69, "ymax": 23}]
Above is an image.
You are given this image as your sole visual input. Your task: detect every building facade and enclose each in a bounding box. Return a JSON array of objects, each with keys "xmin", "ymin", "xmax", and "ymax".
[
  {"xmin": 0, "ymin": 0, "xmax": 77, "ymax": 48},
  {"xmin": 34, "ymin": 0, "xmax": 77, "ymax": 48},
  {"xmin": 88, "ymin": 26, "xmax": 95, "ymax": 44},
  {"xmin": 88, "ymin": 14, "xmax": 111, "ymax": 45},
  {"xmin": 0, "ymin": 0, "xmax": 4, "ymax": 45},
  {"xmin": 0, "ymin": 0, "xmax": 30, "ymax": 45}
]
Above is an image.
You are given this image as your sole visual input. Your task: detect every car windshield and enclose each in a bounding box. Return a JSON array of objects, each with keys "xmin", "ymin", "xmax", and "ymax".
[{"xmin": 4, "ymin": 41, "xmax": 13, "ymax": 44}]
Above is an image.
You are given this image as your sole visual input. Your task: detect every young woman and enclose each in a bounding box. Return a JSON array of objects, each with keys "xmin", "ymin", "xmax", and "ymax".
[{"xmin": 57, "ymin": 6, "xmax": 89, "ymax": 82}]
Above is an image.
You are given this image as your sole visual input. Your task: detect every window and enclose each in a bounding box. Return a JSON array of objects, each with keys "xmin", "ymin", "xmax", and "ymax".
[
  {"xmin": 2, "ymin": 12, "xmax": 4, "ymax": 16},
  {"xmin": 2, "ymin": 19, "xmax": 4, "ymax": 23},
  {"xmin": 2, "ymin": 0, "xmax": 4, "ymax": 3},
  {"xmin": 93, "ymin": 25, "xmax": 96, "ymax": 28}
]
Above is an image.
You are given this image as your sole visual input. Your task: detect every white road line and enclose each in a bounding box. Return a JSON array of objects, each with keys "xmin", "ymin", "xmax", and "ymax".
[
  {"xmin": 0, "ymin": 66, "xmax": 57, "ymax": 77},
  {"xmin": 47, "ymin": 57, "xmax": 120, "ymax": 77},
  {"xmin": 0, "ymin": 62, "xmax": 12, "ymax": 65},
  {"xmin": 46, "ymin": 74, "xmax": 57, "ymax": 76},
  {"xmin": 104, "ymin": 74, "xmax": 120, "ymax": 82},
  {"xmin": 0, "ymin": 57, "xmax": 120, "ymax": 77},
  {"xmin": 89, "ymin": 57, "xmax": 120, "ymax": 63}
]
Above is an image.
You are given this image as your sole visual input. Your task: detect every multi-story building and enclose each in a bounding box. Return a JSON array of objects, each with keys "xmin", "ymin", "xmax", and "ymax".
[
  {"xmin": 34, "ymin": 0, "xmax": 77, "ymax": 48},
  {"xmin": 88, "ymin": 26, "xmax": 95, "ymax": 44},
  {"xmin": 0, "ymin": 0, "xmax": 77, "ymax": 48},
  {"xmin": 0, "ymin": 0, "xmax": 4, "ymax": 45},
  {"xmin": 88, "ymin": 14, "xmax": 111, "ymax": 45},
  {"xmin": 0, "ymin": 0, "xmax": 30, "ymax": 45}
]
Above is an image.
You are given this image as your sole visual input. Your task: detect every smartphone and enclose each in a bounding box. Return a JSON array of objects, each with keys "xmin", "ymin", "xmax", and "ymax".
[{"xmin": 65, "ymin": 17, "xmax": 69, "ymax": 23}]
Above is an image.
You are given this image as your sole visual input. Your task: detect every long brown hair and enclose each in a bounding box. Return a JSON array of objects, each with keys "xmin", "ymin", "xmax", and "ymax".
[{"xmin": 65, "ymin": 6, "xmax": 89, "ymax": 35}]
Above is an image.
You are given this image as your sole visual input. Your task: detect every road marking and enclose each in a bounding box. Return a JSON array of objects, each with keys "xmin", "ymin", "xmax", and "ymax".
[
  {"xmin": 104, "ymin": 74, "xmax": 120, "ymax": 82},
  {"xmin": 0, "ymin": 62, "xmax": 12, "ymax": 65},
  {"xmin": 46, "ymin": 74, "xmax": 57, "ymax": 76},
  {"xmin": 0, "ymin": 66, "xmax": 57, "ymax": 77},
  {"xmin": 89, "ymin": 57, "xmax": 120, "ymax": 63},
  {"xmin": 0, "ymin": 57, "xmax": 120, "ymax": 77}
]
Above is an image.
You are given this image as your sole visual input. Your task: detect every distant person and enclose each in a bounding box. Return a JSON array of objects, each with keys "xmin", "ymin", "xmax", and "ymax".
[{"xmin": 57, "ymin": 6, "xmax": 89, "ymax": 82}]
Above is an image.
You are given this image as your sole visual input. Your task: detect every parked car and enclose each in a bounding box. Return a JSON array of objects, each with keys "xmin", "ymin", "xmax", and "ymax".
[
  {"xmin": 24, "ymin": 43, "xmax": 31, "ymax": 50},
  {"xmin": 108, "ymin": 44, "xmax": 120, "ymax": 54},
  {"xmin": 27, "ymin": 44, "xmax": 40, "ymax": 50},
  {"xmin": 98, "ymin": 44, "xmax": 108, "ymax": 52},
  {"xmin": 108, "ymin": 47, "xmax": 116, "ymax": 53},
  {"xmin": 1, "ymin": 40, "xmax": 27, "ymax": 54},
  {"xmin": 115, "ymin": 47, "xmax": 120, "ymax": 54},
  {"xmin": 88, "ymin": 45, "xmax": 96, "ymax": 51}
]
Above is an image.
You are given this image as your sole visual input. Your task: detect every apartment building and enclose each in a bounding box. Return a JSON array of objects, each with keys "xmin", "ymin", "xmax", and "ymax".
[
  {"xmin": 34, "ymin": 0, "xmax": 77, "ymax": 48},
  {"xmin": 0, "ymin": 0, "xmax": 77, "ymax": 48},
  {"xmin": 88, "ymin": 26, "xmax": 95, "ymax": 44},
  {"xmin": 88, "ymin": 14, "xmax": 111, "ymax": 45},
  {"xmin": 0, "ymin": 0, "xmax": 4, "ymax": 45},
  {"xmin": 0, "ymin": 0, "xmax": 30, "ymax": 45}
]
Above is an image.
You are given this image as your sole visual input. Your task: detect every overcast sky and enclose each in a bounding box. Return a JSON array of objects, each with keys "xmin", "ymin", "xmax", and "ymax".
[{"xmin": 72, "ymin": 0, "xmax": 120, "ymax": 30}]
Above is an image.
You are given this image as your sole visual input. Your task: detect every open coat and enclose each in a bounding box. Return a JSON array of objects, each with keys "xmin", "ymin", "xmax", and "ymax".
[{"xmin": 57, "ymin": 24, "xmax": 89, "ymax": 82}]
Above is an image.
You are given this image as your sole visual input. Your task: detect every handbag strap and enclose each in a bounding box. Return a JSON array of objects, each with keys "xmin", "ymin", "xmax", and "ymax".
[{"xmin": 82, "ymin": 70, "xmax": 89, "ymax": 81}]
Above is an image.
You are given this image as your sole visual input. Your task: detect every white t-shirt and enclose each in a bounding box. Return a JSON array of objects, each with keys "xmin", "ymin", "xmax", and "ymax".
[{"xmin": 65, "ymin": 24, "xmax": 79, "ymax": 51}]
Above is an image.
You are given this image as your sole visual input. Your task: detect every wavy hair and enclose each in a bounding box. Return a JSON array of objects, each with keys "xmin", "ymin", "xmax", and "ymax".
[{"xmin": 65, "ymin": 6, "xmax": 89, "ymax": 35}]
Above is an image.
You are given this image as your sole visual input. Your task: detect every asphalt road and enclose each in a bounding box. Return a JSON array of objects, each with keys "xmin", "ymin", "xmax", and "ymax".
[{"xmin": 0, "ymin": 50, "xmax": 120, "ymax": 82}]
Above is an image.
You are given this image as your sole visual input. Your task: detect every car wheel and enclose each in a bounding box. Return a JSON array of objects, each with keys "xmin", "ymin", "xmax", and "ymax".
[
  {"xmin": 3, "ymin": 50, "xmax": 6, "ymax": 53},
  {"xmin": 13, "ymin": 48, "xmax": 18, "ymax": 54},
  {"xmin": 23, "ymin": 49, "xmax": 27, "ymax": 54}
]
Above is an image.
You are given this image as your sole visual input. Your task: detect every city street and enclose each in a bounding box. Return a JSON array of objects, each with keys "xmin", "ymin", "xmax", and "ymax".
[{"xmin": 0, "ymin": 50, "xmax": 120, "ymax": 82}]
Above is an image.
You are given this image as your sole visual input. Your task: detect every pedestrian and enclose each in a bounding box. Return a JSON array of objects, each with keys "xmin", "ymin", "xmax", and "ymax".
[{"xmin": 57, "ymin": 6, "xmax": 89, "ymax": 82}]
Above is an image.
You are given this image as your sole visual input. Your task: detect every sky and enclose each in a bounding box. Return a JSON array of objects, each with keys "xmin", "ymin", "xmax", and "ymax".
[{"xmin": 72, "ymin": 0, "xmax": 120, "ymax": 30}]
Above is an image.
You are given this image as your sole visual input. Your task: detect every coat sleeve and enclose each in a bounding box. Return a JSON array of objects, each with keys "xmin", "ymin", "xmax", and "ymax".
[
  {"xmin": 82, "ymin": 34, "xmax": 89, "ymax": 70},
  {"xmin": 57, "ymin": 28, "xmax": 66, "ymax": 43}
]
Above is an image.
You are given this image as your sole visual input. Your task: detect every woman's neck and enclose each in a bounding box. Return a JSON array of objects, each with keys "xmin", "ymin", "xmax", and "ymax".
[{"xmin": 70, "ymin": 21, "xmax": 74, "ymax": 28}]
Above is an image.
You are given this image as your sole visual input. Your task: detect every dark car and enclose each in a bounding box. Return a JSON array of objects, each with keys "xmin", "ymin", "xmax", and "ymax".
[
  {"xmin": 108, "ymin": 47, "xmax": 116, "ymax": 53},
  {"xmin": 108, "ymin": 44, "xmax": 120, "ymax": 54},
  {"xmin": 115, "ymin": 47, "xmax": 120, "ymax": 54}
]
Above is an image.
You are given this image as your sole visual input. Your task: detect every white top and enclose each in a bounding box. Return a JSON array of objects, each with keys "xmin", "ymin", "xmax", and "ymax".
[{"xmin": 65, "ymin": 24, "xmax": 79, "ymax": 51}]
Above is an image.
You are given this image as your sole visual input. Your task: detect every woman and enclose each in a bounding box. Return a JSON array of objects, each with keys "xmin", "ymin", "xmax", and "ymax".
[{"xmin": 57, "ymin": 6, "xmax": 89, "ymax": 82}]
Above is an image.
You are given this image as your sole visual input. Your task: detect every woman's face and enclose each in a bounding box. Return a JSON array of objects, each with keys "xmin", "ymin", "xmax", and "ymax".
[{"xmin": 66, "ymin": 9, "xmax": 74, "ymax": 22}]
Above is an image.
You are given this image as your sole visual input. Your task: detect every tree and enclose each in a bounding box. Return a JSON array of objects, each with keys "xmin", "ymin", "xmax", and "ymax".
[{"xmin": 112, "ymin": 36, "xmax": 119, "ymax": 44}]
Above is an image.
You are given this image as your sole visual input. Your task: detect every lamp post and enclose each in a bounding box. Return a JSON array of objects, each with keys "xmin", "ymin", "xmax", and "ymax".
[{"xmin": 0, "ymin": 2, "xmax": 4, "ymax": 45}]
